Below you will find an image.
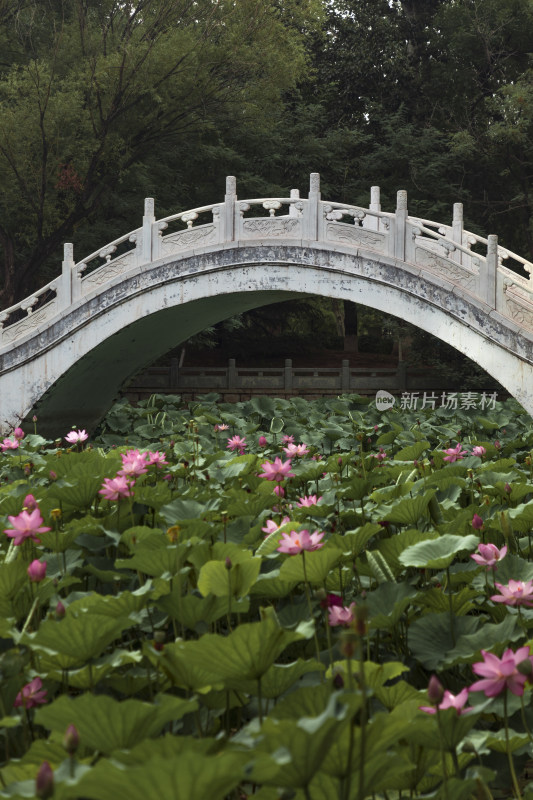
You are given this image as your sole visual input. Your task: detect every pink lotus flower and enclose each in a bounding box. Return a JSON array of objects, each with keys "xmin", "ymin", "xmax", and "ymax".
[
  {"xmin": 27, "ymin": 560, "xmax": 47, "ymax": 583},
  {"xmin": 472, "ymin": 446, "xmax": 486, "ymax": 457},
  {"xmin": 259, "ymin": 457, "xmax": 295, "ymax": 482},
  {"xmin": 491, "ymin": 579, "xmax": 533, "ymax": 607},
  {"xmin": 282, "ymin": 435, "xmax": 295, "ymax": 444},
  {"xmin": 372, "ymin": 446, "xmax": 387, "ymax": 462},
  {"xmin": 118, "ymin": 449, "xmax": 148, "ymax": 478},
  {"xmin": 443, "ymin": 443, "xmax": 467, "ymax": 463},
  {"xmin": 283, "ymin": 443, "xmax": 309, "ymax": 458},
  {"xmin": 99, "ymin": 475, "xmax": 134, "ymax": 501},
  {"xmin": 214, "ymin": 423, "xmax": 229, "ymax": 431},
  {"xmin": 1, "ymin": 437, "xmax": 19, "ymax": 452},
  {"xmin": 297, "ymin": 494, "xmax": 323, "ymax": 507},
  {"xmin": 471, "ymin": 543, "xmax": 507, "ymax": 570},
  {"xmin": 470, "ymin": 647, "xmax": 530, "ymax": 697},
  {"xmin": 4, "ymin": 509, "xmax": 51, "ymax": 546},
  {"xmin": 14, "ymin": 677, "xmax": 47, "ymax": 709},
  {"xmin": 420, "ymin": 688, "xmax": 473, "ymax": 715},
  {"xmin": 277, "ymin": 529, "xmax": 325, "ymax": 554},
  {"xmin": 64, "ymin": 429, "xmax": 88, "ymax": 444},
  {"xmin": 273, "ymin": 485, "xmax": 285, "ymax": 498},
  {"xmin": 320, "ymin": 593, "xmax": 344, "ymax": 609},
  {"xmin": 258, "ymin": 436, "xmax": 268, "ymax": 447},
  {"xmin": 262, "ymin": 516, "xmax": 291, "ymax": 536},
  {"xmin": 328, "ymin": 603, "xmax": 356, "ymax": 627},
  {"xmin": 227, "ymin": 435, "xmax": 246, "ymax": 454},
  {"xmin": 146, "ymin": 450, "xmax": 168, "ymax": 468},
  {"xmin": 13, "ymin": 427, "xmax": 25, "ymax": 440},
  {"xmin": 494, "ymin": 440, "xmax": 501, "ymax": 450}
]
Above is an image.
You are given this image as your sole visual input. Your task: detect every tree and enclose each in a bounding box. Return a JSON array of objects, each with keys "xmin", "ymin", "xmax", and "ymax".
[{"xmin": 0, "ymin": 0, "xmax": 320, "ymax": 306}]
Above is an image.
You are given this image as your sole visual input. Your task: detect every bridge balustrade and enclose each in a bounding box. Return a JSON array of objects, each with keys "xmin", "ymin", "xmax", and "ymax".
[{"xmin": 1, "ymin": 173, "xmax": 533, "ymax": 349}]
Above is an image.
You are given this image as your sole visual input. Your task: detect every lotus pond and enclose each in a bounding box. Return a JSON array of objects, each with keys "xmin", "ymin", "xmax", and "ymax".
[{"xmin": 2, "ymin": 392, "xmax": 533, "ymax": 799}]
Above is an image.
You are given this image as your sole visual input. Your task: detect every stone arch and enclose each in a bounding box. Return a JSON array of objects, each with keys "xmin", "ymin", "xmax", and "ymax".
[{"xmin": 2, "ymin": 243, "xmax": 532, "ymax": 436}]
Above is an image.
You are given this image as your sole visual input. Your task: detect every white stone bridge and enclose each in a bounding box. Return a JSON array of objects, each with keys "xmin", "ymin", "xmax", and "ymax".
[{"xmin": 1, "ymin": 173, "xmax": 533, "ymax": 436}]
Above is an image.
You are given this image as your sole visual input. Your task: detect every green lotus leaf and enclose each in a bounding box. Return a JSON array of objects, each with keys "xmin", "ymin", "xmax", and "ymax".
[
  {"xmin": 229, "ymin": 658, "xmax": 324, "ymax": 699},
  {"xmin": 249, "ymin": 569, "xmax": 299, "ymax": 598},
  {"xmin": 408, "ymin": 612, "xmax": 480, "ymax": 670},
  {"xmin": 278, "ymin": 548, "xmax": 343, "ymax": 585},
  {"xmin": 414, "ymin": 585, "xmax": 478, "ymax": 615},
  {"xmin": 75, "ymin": 751, "xmax": 247, "ymax": 800},
  {"xmin": 371, "ymin": 530, "xmax": 435, "ymax": 577},
  {"xmin": 132, "ymin": 482, "xmax": 173, "ymax": 510},
  {"xmin": 399, "ymin": 533, "xmax": 479, "ymax": 570},
  {"xmin": 250, "ymin": 692, "xmax": 349, "ymax": 789},
  {"xmin": 365, "ymin": 582, "xmax": 417, "ymax": 629},
  {"xmin": 198, "ymin": 556, "xmax": 261, "ymax": 598},
  {"xmin": 382, "ymin": 489, "xmax": 436, "ymax": 526},
  {"xmin": 159, "ymin": 496, "xmax": 221, "ymax": 526},
  {"xmin": 442, "ymin": 615, "xmax": 521, "ymax": 667},
  {"xmin": 112, "ymin": 733, "xmax": 220, "ymax": 766},
  {"xmin": 161, "ymin": 609, "xmax": 313, "ymax": 686},
  {"xmin": 20, "ymin": 613, "xmax": 135, "ymax": 669},
  {"xmin": 393, "ymin": 440, "xmax": 430, "ymax": 461},
  {"xmin": 115, "ymin": 540, "xmax": 189, "ymax": 577},
  {"xmin": 39, "ymin": 648, "xmax": 143, "ymax": 689},
  {"xmin": 35, "ymin": 693, "xmax": 197, "ymax": 755}
]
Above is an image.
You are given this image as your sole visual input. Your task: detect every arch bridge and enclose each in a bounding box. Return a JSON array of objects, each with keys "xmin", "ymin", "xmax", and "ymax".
[{"xmin": 1, "ymin": 174, "xmax": 533, "ymax": 436}]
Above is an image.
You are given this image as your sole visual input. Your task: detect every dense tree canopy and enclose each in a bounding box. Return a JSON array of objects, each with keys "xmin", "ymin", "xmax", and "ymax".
[{"xmin": 0, "ymin": 0, "xmax": 321, "ymax": 305}]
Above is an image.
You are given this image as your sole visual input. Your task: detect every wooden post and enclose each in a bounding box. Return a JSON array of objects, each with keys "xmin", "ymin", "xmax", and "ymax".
[
  {"xmin": 341, "ymin": 359, "xmax": 350, "ymax": 392},
  {"xmin": 228, "ymin": 358, "xmax": 237, "ymax": 389},
  {"xmin": 284, "ymin": 359, "xmax": 293, "ymax": 392}
]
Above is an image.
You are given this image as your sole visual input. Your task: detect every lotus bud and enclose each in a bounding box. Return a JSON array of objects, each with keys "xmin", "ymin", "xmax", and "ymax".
[
  {"xmin": 333, "ymin": 672, "xmax": 344, "ymax": 689},
  {"xmin": 35, "ymin": 761, "xmax": 54, "ymax": 799},
  {"xmin": 27, "ymin": 560, "xmax": 47, "ymax": 583},
  {"xmin": 23, "ymin": 494, "xmax": 38, "ymax": 512},
  {"xmin": 13, "ymin": 427, "xmax": 25, "ymax": 440},
  {"xmin": 49, "ymin": 470, "xmax": 57, "ymax": 481},
  {"xmin": 153, "ymin": 631, "xmax": 165, "ymax": 651},
  {"xmin": 472, "ymin": 514, "xmax": 484, "ymax": 530},
  {"xmin": 258, "ymin": 436, "xmax": 267, "ymax": 447},
  {"xmin": 504, "ymin": 483, "xmax": 512, "ymax": 495},
  {"xmin": 427, "ymin": 674, "xmax": 444, "ymax": 705},
  {"xmin": 63, "ymin": 723, "xmax": 79, "ymax": 755},
  {"xmin": 225, "ymin": 556, "xmax": 232, "ymax": 570},
  {"xmin": 55, "ymin": 600, "xmax": 66, "ymax": 620}
]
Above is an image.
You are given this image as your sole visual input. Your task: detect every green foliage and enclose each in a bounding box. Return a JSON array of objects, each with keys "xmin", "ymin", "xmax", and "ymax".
[{"xmin": 0, "ymin": 394, "xmax": 531, "ymax": 799}]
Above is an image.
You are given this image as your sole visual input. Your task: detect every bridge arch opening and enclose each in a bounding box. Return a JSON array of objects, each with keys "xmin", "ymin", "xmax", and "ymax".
[{"xmin": 17, "ymin": 252, "xmax": 521, "ymax": 437}]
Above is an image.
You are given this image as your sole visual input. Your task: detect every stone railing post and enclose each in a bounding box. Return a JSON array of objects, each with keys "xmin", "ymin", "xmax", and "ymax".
[
  {"xmin": 395, "ymin": 190, "xmax": 407, "ymax": 261},
  {"xmin": 225, "ymin": 176, "xmax": 236, "ymax": 242},
  {"xmin": 142, "ymin": 198, "xmax": 155, "ymax": 264},
  {"xmin": 306, "ymin": 172, "xmax": 320, "ymax": 240},
  {"xmin": 289, "ymin": 189, "xmax": 300, "ymax": 217},
  {"xmin": 367, "ymin": 186, "xmax": 381, "ymax": 231},
  {"xmin": 452, "ymin": 203, "xmax": 463, "ymax": 264},
  {"xmin": 228, "ymin": 358, "xmax": 237, "ymax": 389},
  {"xmin": 284, "ymin": 359, "xmax": 293, "ymax": 392},
  {"xmin": 60, "ymin": 243, "xmax": 75, "ymax": 309},
  {"xmin": 341, "ymin": 359, "xmax": 350, "ymax": 392},
  {"xmin": 484, "ymin": 235, "xmax": 498, "ymax": 308}
]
